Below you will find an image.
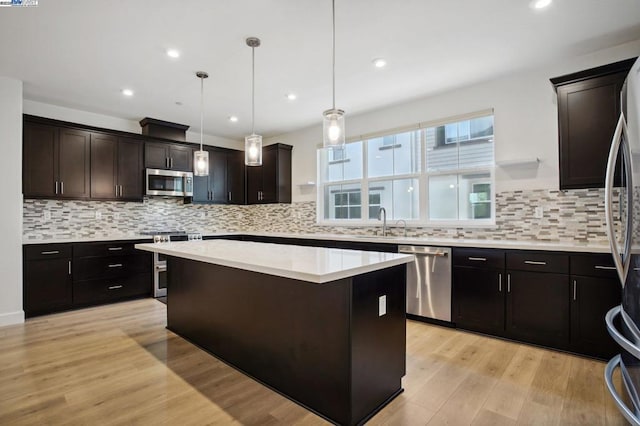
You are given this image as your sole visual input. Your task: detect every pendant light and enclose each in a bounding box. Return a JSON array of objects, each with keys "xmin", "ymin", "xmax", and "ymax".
[
  {"xmin": 245, "ymin": 37, "xmax": 262, "ymax": 166},
  {"xmin": 323, "ymin": 0, "xmax": 345, "ymax": 150},
  {"xmin": 193, "ymin": 71, "xmax": 209, "ymax": 176}
]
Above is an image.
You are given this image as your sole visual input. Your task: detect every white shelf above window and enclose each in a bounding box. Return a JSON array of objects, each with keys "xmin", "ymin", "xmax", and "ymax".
[
  {"xmin": 297, "ymin": 181, "xmax": 316, "ymax": 188},
  {"xmin": 496, "ymin": 157, "xmax": 540, "ymax": 167}
]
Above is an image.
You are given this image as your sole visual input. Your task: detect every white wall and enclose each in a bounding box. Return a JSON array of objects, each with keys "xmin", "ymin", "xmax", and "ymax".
[
  {"xmin": 23, "ymin": 100, "xmax": 242, "ymax": 150},
  {"xmin": 0, "ymin": 76, "xmax": 24, "ymax": 326},
  {"xmin": 266, "ymin": 39, "xmax": 640, "ymax": 202}
]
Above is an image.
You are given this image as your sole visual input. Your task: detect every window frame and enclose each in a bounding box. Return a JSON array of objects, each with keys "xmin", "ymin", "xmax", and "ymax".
[{"xmin": 317, "ymin": 110, "xmax": 496, "ymax": 227}]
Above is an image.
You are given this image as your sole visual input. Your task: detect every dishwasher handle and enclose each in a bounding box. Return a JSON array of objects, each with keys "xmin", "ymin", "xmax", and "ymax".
[{"xmin": 398, "ymin": 245, "xmax": 448, "ymax": 257}]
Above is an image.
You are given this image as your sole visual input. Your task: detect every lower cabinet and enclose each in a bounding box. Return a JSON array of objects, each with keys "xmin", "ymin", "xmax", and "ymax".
[
  {"xmin": 23, "ymin": 240, "xmax": 152, "ymax": 317},
  {"xmin": 23, "ymin": 244, "xmax": 73, "ymax": 317}
]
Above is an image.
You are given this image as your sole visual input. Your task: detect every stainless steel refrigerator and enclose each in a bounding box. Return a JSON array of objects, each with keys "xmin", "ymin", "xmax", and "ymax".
[{"xmin": 605, "ymin": 56, "xmax": 640, "ymax": 425}]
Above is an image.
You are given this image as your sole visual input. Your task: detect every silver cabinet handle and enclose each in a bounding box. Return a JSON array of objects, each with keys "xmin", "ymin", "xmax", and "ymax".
[
  {"xmin": 55, "ymin": 181, "xmax": 59, "ymax": 195},
  {"xmin": 573, "ymin": 280, "xmax": 577, "ymax": 301},
  {"xmin": 507, "ymin": 274, "xmax": 511, "ymax": 293},
  {"xmin": 108, "ymin": 247, "xmax": 123, "ymax": 251},
  {"xmin": 41, "ymin": 250, "xmax": 60, "ymax": 255},
  {"xmin": 468, "ymin": 257, "xmax": 486, "ymax": 262},
  {"xmin": 108, "ymin": 263, "xmax": 123, "ymax": 268},
  {"xmin": 595, "ymin": 265, "xmax": 616, "ymax": 270},
  {"xmin": 108, "ymin": 285, "xmax": 123, "ymax": 290},
  {"xmin": 68, "ymin": 260, "xmax": 72, "ymax": 275},
  {"xmin": 605, "ymin": 355, "xmax": 640, "ymax": 426},
  {"xmin": 498, "ymin": 273, "xmax": 502, "ymax": 292},
  {"xmin": 115, "ymin": 185, "xmax": 119, "ymax": 197},
  {"xmin": 119, "ymin": 185, "xmax": 123, "ymax": 197},
  {"xmin": 170, "ymin": 158, "xmax": 173, "ymax": 169},
  {"xmin": 60, "ymin": 181, "xmax": 64, "ymax": 194},
  {"xmin": 524, "ymin": 260, "xmax": 546, "ymax": 265},
  {"xmin": 166, "ymin": 157, "xmax": 169, "ymax": 168},
  {"xmin": 228, "ymin": 191, "xmax": 232, "ymax": 202}
]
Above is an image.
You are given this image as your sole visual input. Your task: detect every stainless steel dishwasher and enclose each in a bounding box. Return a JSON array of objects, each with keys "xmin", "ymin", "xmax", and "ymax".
[{"xmin": 398, "ymin": 245, "xmax": 452, "ymax": 323}]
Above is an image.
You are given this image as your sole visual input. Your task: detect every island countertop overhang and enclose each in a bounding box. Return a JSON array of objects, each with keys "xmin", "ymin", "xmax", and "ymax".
[{"xmin": 135, "ymin": 239, "xmax": 414, "ymax": 284}]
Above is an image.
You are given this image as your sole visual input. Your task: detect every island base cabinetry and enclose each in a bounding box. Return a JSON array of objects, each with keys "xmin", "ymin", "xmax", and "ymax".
[{"xmin": 167, "ymin": 258, "xmax": 406, "ymax": 426}]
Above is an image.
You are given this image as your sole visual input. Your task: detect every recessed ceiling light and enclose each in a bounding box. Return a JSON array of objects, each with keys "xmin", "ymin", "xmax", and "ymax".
[
  {"xmin": 530, "ymin": 0, "xmax": 552, "ymax": 9},
  {"xmin": 166, "ymin": 49, "xmax": 180, "ymax": 58},
  {"xmin": 229, "ymin": 116, "xmax": 239, "ymax": 123},
  {"xmin": 372, "ymin": 58, "xmax": 387, "ymax": 68},
  {"xmin": 175, "ymin": 101, "xmax": 183, "ymax": 106},
  {"xmin": 121, "ymin": 89, "xmax": 134, "ymax": 97},
  {"xmin": 286, "ymin": 93, "xmax": 297, "ymax": 101}
]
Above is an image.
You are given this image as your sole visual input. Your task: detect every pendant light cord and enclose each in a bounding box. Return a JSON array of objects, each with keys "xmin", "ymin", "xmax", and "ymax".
[
  {"xmin": 332, "ymin": 0, "xmax": 336, "ymax": 110},
  {"xmin": 251, "ymin": 46, "xmax": 255, "ymax": 136},
  {"xmin": 199, "ymin": 75, "xmax": 204, "ymax": 151}
]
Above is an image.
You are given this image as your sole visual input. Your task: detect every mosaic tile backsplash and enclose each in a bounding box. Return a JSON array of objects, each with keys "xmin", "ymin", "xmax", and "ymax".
[{"xmin": 23, "ymin": 188, "xmax": 617, "ymax": 245}]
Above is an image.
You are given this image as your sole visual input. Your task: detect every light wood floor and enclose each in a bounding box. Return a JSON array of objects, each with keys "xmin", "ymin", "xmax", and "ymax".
[{"xmin": 0, "ymin": 298, "xmax": 627, "ymax": 425}]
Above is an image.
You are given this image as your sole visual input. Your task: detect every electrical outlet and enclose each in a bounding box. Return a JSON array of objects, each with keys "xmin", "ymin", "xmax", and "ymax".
[
  {"xmin": 378, "ymin": 295, "xmax": 387, "ymax": 317},
  {"xmin": 200, "ymin": 212, "xmax": 206, "ymax": 219},
  {"xmin": 95, "ymin": 211, "xmax": 102, "ymax": 220},
  {"xmin": 114, "ymin": 212, "xmax": 121, "ymax": 221},
  {"xmin": 534, "ymin": 206, "xmax": 543, "ymax": 219},
  {"xmin": 43, "ymin": 211, "xmax": 51, "ymax": 221}
]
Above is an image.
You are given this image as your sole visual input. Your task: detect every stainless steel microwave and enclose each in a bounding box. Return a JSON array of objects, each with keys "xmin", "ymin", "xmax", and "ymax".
[{"xmin": 145, "ymin": 169, "xmax": 193, "ymax": 197}]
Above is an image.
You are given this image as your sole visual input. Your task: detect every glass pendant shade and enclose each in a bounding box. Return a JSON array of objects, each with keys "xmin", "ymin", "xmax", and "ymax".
[
  {"xmin": 323, "ymin": 108, "xmax": 345, "ymax": 149},
  {"xmin": 245, "ymin": 133, "xmax": 263, "ymax": 166},
  {"xmin": 193, "ymin": 150, "xmax": 209, "ymax": 176}
]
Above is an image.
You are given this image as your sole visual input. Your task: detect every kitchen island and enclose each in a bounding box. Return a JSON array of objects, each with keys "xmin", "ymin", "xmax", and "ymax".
[{"xmin": 135, "ymin": 239, "xmax": 413, "ymax": 426}]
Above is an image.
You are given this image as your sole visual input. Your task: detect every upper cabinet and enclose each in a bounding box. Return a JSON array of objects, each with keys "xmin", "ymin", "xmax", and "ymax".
[
  {"xmin": 193, "ymin": 147, "xmax": 246, "ymax": 205},
  {"xmin": 144, "ymin": 141, "xmax": 193, "ymax": 172},
  {"xmin": 24, "ymin": 120, "xmax": 90, "ymax": 199},
  {"xmin": 551, "ymin": 58, "xmax": 636, "ymax": 190},
  {"xmin": 90, "ymin": 134, "xmax": 144, "ymax": 201},
  {"xmin": 247, "ymin": 143, "xmax": 292, "ymax": 204}
]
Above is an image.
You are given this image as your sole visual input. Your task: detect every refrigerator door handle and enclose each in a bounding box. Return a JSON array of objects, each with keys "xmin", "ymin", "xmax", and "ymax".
[
  {"xmin": 605, "ymin": 113, "xmax": 632, "ymax": 286},
  {"xmin": 605, "ymin": 354, "xmax": 640, "ymax": 426}
]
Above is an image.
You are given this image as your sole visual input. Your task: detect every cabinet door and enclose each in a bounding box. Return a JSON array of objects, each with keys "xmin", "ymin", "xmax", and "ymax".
[
  {"xmin": 261, "ymin": 147, "xmax": 278, "ymax": 203},
  {"xmin": 210, "ymin": 149, "xmax": 228, "ymax": 203},
  {"xmin": 506, "ymin": 270, "xmax": 570, "ymax": 348},
  {"xmin": 58, "ymin": 128, "xmax": 90, "ymax": 198},
  {"xmin": 246, "ymin": 164, "xmax": 262, "ymax": 204},
  {"xmin": 227, "ymin": 150, "xmax": 246, "ymax": 204},
  {"xmin": 145, "ymin": 142, "xmax": 169, "ymax": 169},
  {"xmin": 453, "ymin": 267, "xmax": 505, "ymax": 335},
  {"xmin": 571, "ymin": 275, "xmax": 621, "ymax": 359},
  {"xmin": 557, "ymin": 71, "xmax": 625, "ymax": 189},
  {"xmin": 117, "ymin": 137, "xmax": 144, "ymax": 200},
  {"xmin": 23, "ymin": 122, "xmax": 58, "ymax": 197},
  {"xmin": 192, "ymin": 174, "xmax": 210, "ymax": 202},
  {"xmin": 90, "ymin": 133, "xmax": 117, "ymax": 199},
  {"xmin": 169, "ymin": 144, "xmax": 193, "ymax": 171},
  {"xmin": 24, "ymin": 259, "xmax": 72, "ymax": 316}
]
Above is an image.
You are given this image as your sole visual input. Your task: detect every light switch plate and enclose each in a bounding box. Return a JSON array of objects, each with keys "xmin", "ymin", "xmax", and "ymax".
[
  {"xmin": 379, "ymin": 295, "xmax": 387, "ymax": 316},
  {"xmin": 95, "ymin": 211, "xmax": 102, "ymax": 220},
  {"xmin": 534, "ymin": 206, "xmax": 543, "ymax": 218},
  {"xmin": 43, "ymin": 211, "xmax": 51, "ymax": 221}
]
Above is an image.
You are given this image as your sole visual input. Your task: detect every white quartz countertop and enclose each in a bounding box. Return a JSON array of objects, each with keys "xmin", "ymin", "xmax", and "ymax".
[
  {"xmin": 23, "ymin": 231, "xmax": 612, "ymax": 254},
  {"xmin": 135, "ymin": 240, "xmax": 414, "ymax": 284}
]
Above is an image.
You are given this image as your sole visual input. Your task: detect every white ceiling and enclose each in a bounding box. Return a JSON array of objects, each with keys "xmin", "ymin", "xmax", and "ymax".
[{"xmin": 0, "ymin": 0, "xmax": 639, "ymax": 140}]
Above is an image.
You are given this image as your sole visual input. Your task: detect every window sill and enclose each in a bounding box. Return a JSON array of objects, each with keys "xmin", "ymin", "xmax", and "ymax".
[{"xmin": 316, "ymin": 219, "xmax": 497, "ymax": 229}]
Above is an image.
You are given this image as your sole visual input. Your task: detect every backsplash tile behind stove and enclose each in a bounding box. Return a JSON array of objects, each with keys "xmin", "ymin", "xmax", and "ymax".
[{"xmin": 23, "ymin": 188, "xmax": 617, "ymax": 245}]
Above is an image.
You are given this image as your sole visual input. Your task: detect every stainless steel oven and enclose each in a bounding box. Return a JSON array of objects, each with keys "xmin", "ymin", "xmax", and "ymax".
[{"xmin": 149, "ymin": 232, "xmax": 202, "ymax": 298}]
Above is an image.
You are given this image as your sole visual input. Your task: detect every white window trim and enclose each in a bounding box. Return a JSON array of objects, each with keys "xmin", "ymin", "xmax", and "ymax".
[{"xmin": 317, "ymin": 111, "xmax": 496, "ymax": 227}]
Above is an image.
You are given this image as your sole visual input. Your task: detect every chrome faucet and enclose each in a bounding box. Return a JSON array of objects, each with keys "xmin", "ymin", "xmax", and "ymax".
[
  {"xmin": 395, "ymin": 219, "xmax": 407, "ymax": 237},
  {"xmin": 377, "ymin": 207, "xmax": 387, "ymax": 237}
]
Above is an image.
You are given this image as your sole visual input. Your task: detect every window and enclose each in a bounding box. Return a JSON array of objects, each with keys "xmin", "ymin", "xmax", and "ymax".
[{"xmin": 318, "ymin": 111, "xmax": 495, "ymax": 225}]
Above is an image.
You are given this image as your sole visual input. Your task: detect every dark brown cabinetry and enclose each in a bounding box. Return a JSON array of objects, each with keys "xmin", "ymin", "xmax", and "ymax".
[
  {"xmin": 569, "ymin": 253, "xmax": 621, "ymax": 359},
  {"xmin": 23, "ymin": 120, "xmax": 91, "ymax": 199},
  {"xmin": 452, "ymin": 248, "xmax": 506, "ymax": 335},
  {"xmin": 193, "ymin": 148, "xmax": 245, "ymax": 204},
  {"xmin": 145, "ymin": 141, "xmax": 193, "ymax": 171},
  {"xmin": 90, "ymin": 135, "xmax": 144, "ymax": 200},
  {"xmin": 23, "ymin": 240, "xmax": 152, "ymax": 317},
  {"xmin": 23, "ymin": 244, "xmax": 73, "ymax": 317},
  {"xmin": 551, "ymin": 58, "xmax": 636, "ymax": 189},
  {"xmin": 247, "ymin": 143, "xmax": 292, "ymax": 204}
]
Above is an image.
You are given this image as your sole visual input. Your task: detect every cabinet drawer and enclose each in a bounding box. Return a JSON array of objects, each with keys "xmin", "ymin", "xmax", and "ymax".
[
  {"xmin": 453, "ymin": 248, "xmax": 505, "ymax": 269},
  {"xmin": 506, "ymin": 251, "xmax": 569, "ymax": 274},
  {"xmin": 73, "ymin": 253, "xmax": 151, "ymax": 280},
  {"xmin": 570, "ymin": 253, "xmax": 618, "ymax": 278},
  {"xmin": 73, "ymin": 273, "xmax": 151, "ymax": 305},
  {"xmin": 24, "ymin": 244, "xmax": 72, "ymax": 260},
  {"xmin": 73, "ymin": 241, "xmax": 146, "ymax": 258}
]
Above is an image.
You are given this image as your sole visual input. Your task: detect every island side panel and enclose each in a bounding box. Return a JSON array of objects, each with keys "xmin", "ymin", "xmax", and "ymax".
[
  {"xmin": 167, "ymin": 257, "xmax": 352, "ymax": 425},
  {"xmin": 350, "ymin": 264, "xmax": 407, "ymax": 425}
]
